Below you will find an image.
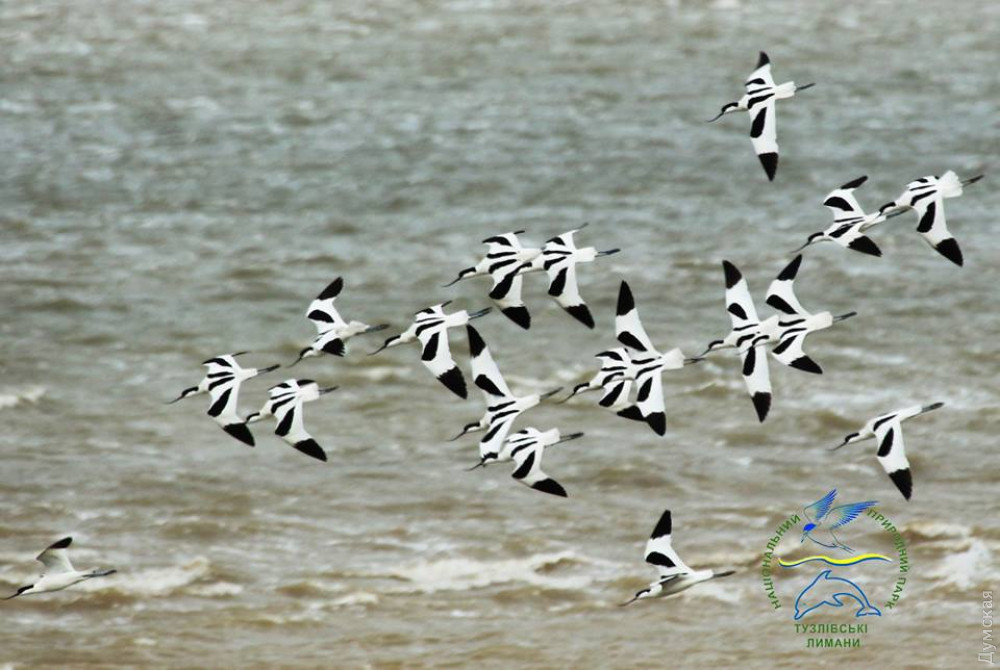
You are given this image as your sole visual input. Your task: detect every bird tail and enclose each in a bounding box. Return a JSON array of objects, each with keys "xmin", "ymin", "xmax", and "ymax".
[
  {"xmin": 774, "ymin": 81, "xmax": 798, "ymax": 99},
  {"xmin": 938, "ymin": 170, "xmax": 963, "ymax": 198}
]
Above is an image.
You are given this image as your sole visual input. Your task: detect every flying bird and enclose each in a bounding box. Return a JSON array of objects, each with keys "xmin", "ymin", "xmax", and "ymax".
[
  {"xmin": 504, "ymin": 427, "xmax": 584, "ymax": 497},
  {"xmin": 800, "ymin": 490, "xmax": 878, "ymax": 553},
  {"xmin": 518, "ymin": 224, "xmax": 619, "ymax": 329},
  {"xmin": 878, "ymin": 171, "xmax": 983, "ymax": 266},
  {"xmin": 621, "ymin": 510, "xmax": 735, "ymax": 606},
  {"xmin": 168, "ymin": 353, "xmax": 279, "ymax": 446},
  {"xmin": 707, "ymin": 51, "xmax": 814, "ymax": 181},
  {"xmin": 443, "ymin": 231, "xmax": 541, "ymax": 329},
  {"xmin": 765, "ymin": 255, "xmax": 856, "ymax": 375},
  {"xmin": 246, "ymin": 379, "xmax": 337, "ymax": 462},
  {"xmin": 560, "ymin": 348, "xmax": 637, "ymax": 416},
  {"xmin": 5, "ymin": 537, "xmax": 116, "ymax": 600},
  {"xmin": 831, "ymin": 402, "xmax": 943, "ymax": 500},
  {"xmin": 461, "ymin": 325, "xmax": 563, "ymax": 465},
  {"xmin": 291, "ymin": 277, "xmax": 388, "ymax": 366},
  {"xmin": 794, "ymin": 175, "xmax": 890, "ymax": 257},
  {"xmin": 701, "ymin": 261, "xmax": 775, "ymax": 422},
  {"xmin": 370, "ymin": 302, "xmax": 491, "ymax": 399},
  {"xmin": 615, "ymin": 281, "xmax": 701, "ymax": 435}
]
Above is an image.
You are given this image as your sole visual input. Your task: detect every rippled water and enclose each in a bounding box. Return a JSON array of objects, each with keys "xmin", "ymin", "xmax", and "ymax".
[{"xmin": 2, "ymin": 0, "xmax": 998, "ymax": 667}]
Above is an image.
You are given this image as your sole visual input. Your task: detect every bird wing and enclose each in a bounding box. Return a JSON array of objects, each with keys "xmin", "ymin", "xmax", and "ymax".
[
  {"xmin": 418, "ymin": 324, "xmax": 466, "ymax": 398},
  {"xmin": 206, "ymin": 375, "xmax": 244, "ymax": 428},
  {"xmin": 770, "ymin": 327, "xmax": 822, "ymax": 374},
  {"xmin": 466, "ymin": 325, "xmax": 512, "ymax": 401},
  {"xmin": 722, "ymin": 261, "xmax": 760, "ymax": 328},
  {"xmin": 478, "ymin": 407, "xmax": 520, "ymax": 460},
  {"xmin": 644, "ymin": 510, "xmax": 692, "ymax": 579},
  {"xmin": 306, "ymin": 278, "xmax": 347, "ymax": 333},
  {"xmin": 510, "ymin": 441, "xmax": 567, "ymax": 497},
  {"xmin": 615, "ymin": 281, "xmax": 657, "ymax": 354},
  {"xmin": 874, "ymin": 418, "xmax": 913, "ymax": 500},
  {"xmin": 826, "ymin": 500, "xmax": 879, "ymax": 530},
  {"xmin": 822, "ymin": 177, "xmax": 867, "ymax": 222},
  {"xmin": 803, "ymin": 489, "xmax": 838, "ymax": 523},
  {"xmin": 748, "ymin": 97, "xmax": 778, "ymax": 175},
  {"xmin": 546, "ymin": 259, "xmax": 593, "ymax": 327},
  {"xmin": 272, "ymin": 396, "xmax": 327, "ymax": 461},
  {"xmin": 765, "ymin": 255, "xmax": 809, "ymax": 317},
  {"xmin": 744, "ymin": 52, "xmax": 775, "ymax": 91},
  {"xmin": 482, "ymin": 231, "xmax": 524, "ymax": 252},
  {"xmin": 36, "ymin": 537, "xmax": 75, "ymax": 574},
  {"xmin": 740, "ymin": 342, "xmax": 772, "ymax": 422},
  {"xmin": 598, "ymin": 377, "xmax": 633, "ymax": 410},
  {"xmin": 634, "ymin": 366, "xmax": 666, "ymax": 435},
  {"xmin": 912, "ymin": 192, "xmax": 963, "ymax": 266}
]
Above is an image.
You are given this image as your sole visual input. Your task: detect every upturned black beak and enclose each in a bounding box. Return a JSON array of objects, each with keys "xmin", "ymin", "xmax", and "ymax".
[
  {"xmin": 468, "ymin": 307, "xmax": 492, "ymax": 320},
  {"xmin": 319, "ymin": 386, "xmax": 339, "ymax": 395},
  {"xmin": 683, "ymin": 357, "xmax": 704, "ymax": 365},
  {"xmin": 258, "ymin": 364, "xmax": 281, "ymax": 375},
  {"xmin": 555, "ymin": 432, "xmax": 584, "ymax": 445},
  {"xmin": 465, "ymin": 459, "xmax": 487, "ymax": 472},
  {"xmin": 540, "ymin": 387, "xmax": 564, "ymax": 401},
  {"xmin": 834, "ymin": 312, "xmax": 857, "ymax": 322}
]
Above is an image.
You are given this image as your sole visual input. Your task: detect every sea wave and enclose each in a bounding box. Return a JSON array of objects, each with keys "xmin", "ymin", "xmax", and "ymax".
[{"xmin": 0, "ymin": 386, "xmax": 46, "ymax": 411}]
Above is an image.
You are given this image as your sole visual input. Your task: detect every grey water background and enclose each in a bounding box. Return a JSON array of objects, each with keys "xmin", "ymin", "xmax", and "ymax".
[{"xmin": 1, "ymin": 0, "xmax": 998, "ymax": 667}]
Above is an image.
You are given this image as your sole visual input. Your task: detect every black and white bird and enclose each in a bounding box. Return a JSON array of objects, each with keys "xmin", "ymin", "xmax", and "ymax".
[
  {"xmin": 168, "ymin": 353, "xmax": 280, "ymax": 446},
  {"xmin": 461, "ymin": 325, "xmax": 563, "ymax": 465},
  {"xmin": 518, "ymin": 225, "xmax": 620, "ymax": 329},
  {"xmin": 291, "ymin": 277, "xmax": 388, "ymax": 365},
  {"xmin": 764, "ymin": 255, "xmax": 856, "ymax": 375},
  {"xmin": 700, "ymin": 261, "xmax": 775, "ymax": 422},
  {"xmin": 831, "ymin": 402, "xmax": 944, "ymax": 500},
  {"xmin": 621, "ymin": 510, "xmax": 735, "ymax": 606},
  {"xmin": 615, "ymin": 281, "xmax": 701, "ymax": 435},
  {"xmin": 5, "ymin": 537, "xmax": 116, "ymax": 600},
  {"xmin": 444, "ymin": 231, "xmax": 541, "ymax": 329},
  {"xmin": 708, "ymin": 51, "xmax": 814, "ymax": 181},
  {"xmin": 794, "ymin": 176, "xmax": 889, "ymax": 257},
  {"xmin": 370, "ymin": 302, "xmax": 491, "ymax": 399},
  {"xmin": 504, "ymin": 427, "xmax": 584, "ymax": 497},
  {"xmin": 561, "ymin": 347, "xmax": 636, "ymax": 415},
  {"xmin": 878, "ymin": 171, "xmax": 983, "ymax": 266},
  {"xmin": 246, "ymin": 379, "xmax": 337, "ymax": 462}
]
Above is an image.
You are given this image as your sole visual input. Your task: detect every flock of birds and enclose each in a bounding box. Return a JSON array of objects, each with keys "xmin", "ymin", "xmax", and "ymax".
[{"xmin": 7, "ymin": 52, "xmax": 983, "ymax": 606}]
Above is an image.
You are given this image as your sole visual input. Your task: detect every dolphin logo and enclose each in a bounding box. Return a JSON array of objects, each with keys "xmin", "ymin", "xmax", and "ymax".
[{"xmin": 793, "ymin": 570, "xmax": 882, "ymax": 621}]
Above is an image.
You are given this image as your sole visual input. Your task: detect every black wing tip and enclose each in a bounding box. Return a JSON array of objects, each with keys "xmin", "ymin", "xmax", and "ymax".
[
  {"xmin": 934, "ymin": 238, "xmax": 964, "ymax": 267},
  {"xmin": 294, "ymin": 439, "xmax": 328, "ymax": 462},
  {"xmin": 566, "ymin": 304, "xmax": 595, "ymax": 329},
  {"xmin": 790, "ymin": 356, "xmax": 823, "ymax": 375},
  {"xmin": 758, "ymin": 152, "xmax": 778, "ymax": 181},
  {"xmin": 777, "ymin": 254, "xmax": 803, "ymax": 281},
  {"xmin": 532, "ymin": 478, "xmax": 568, "ymax": 498},
  {"xmin": 646, "ymin": 412, "xmax": 667, "ymax": 436},
  {"xmin": 501, "ymin": 306, "xmax": 531, "ymax": 330},
  {"xmin": 848, "ymin": 236, "xmax": 882, "ymax": 257},
  {"xmin": 840, "ymin": 175, "xmax": 868, "ymax": 190},
  {"xmin": 49, "ymin": 537, "xmax": 73, "ymax": 550},
  {"xmin": 888, "ymin": 469, "xmax": 912, "ymax": 501},
  {"xmin": 752, "ymin": 392, "xmax": 771, "ymax": 422},
  {"xmin": 321, "ymin": 338, "xmax": 346, "ymax": 356},
  {"xmin": 616, "ymin": 281, "xmax": 635, "ymax": 316},
  {"xmin": 223, "ymin": 423, "xmax": 256, "ymax": 447},
  {"xmin": 466, "ymin": 325, "xmax": 486, "ymax": 356},
  {"xmin": 650, "ymin": 509, "xmax": 673, "ymax": 539},
  {"xmin": 722, "ymin": 260, "xmax": 742, "ymax": 288},
  {"xmin": 756, "ymin": 51, "xmax": 770, "ymax": 68},
  {"xmin": 438, "ymin": 367, "xmax": 468, "ymax": 399},
  {"xmin": 317, "ymin": 277, "xmax": 344, "ymax": 300},
  {"xmin": 617, "ymin": 405, "xmax": 646, "ymax": 423}
]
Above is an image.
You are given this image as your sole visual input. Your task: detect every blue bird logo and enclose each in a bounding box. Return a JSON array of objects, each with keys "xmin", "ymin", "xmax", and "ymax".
[{"xmin": 800, "ymin": 489, "xmax": 878, "ymax": 554}]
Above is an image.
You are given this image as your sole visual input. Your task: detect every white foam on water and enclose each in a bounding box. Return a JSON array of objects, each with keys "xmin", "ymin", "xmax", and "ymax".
[
  {"xmin": 0, "ymin": 386, "xmax": 46, "ymax": 411},
  {"xmin": 927, "ymin": 539, "xmax": 996, "ymax": 590},
  {"xmin": 380, "ymin": 551, "xmax": 593, "ymax": 594},
  {"xmin": 331, "ymin": 591, "xmax": 380, "ymax": 607},
  {"xmin": 77, "ymin": 557, "xmax": 211, "ymax": 597}
]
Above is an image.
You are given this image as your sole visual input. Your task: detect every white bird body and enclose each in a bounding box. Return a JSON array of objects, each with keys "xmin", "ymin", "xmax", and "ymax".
[
  {"xmin": 614, "ymin": 281, "xmax": 699, "ymax": 435},
  {"xmin": 796, "ymin": 176, "xmax": 886, "ymax": 256},
  {"xmin": 293, "ymin": 277, "xmax": 388, "ymax": 364},
  {"xmin": 463, "ymin": 326, "xmax": 562, "ymax": 465},
  {"xmin": 563, "ymin": 348, "xmax": 637, "ymax": 414},
  {"xmin": 709, "ymin": 51, "xmax": 814, "ymax": 182},
  {"xmin": 6, "ymin": 538, "xmax": 116, "ymax": 600},
  {"xmin": 517, "ymin": 225, "xmax": 619, "ymax": 329},
  {"xmin": 832, "ymin": 402, "xmax": 943, "ymax": 500},
  {"xmin": 878, "ymin": 171, "xmax": 983, "ymax": 267},
  {"xmin": 503, "ymin": 427, "xmax": 583, "ymax": 497},
  {"xmin": 246, "ymin": 379, "xmax": 336, "ymax": 462},
  {"xmin": 371, "ymin": 302, "xmax": 491, "ymax": 399},
  {"xmin": 622, "ymin": 510, "xmax": 734, "ymax": 605}
]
